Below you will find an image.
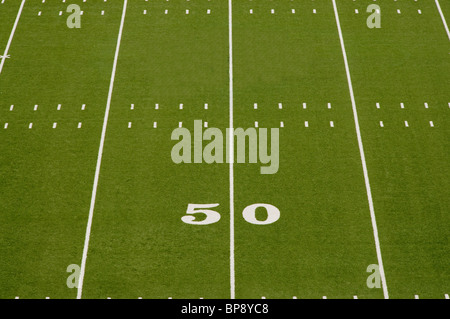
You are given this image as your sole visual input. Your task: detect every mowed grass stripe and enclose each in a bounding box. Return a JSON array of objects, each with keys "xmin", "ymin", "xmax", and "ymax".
[
  {"xmin": 80, "ymin": 2, "xmax": 230, "ymax": 298},
  {"xmin": 232, "ymin": 1, "xmax": 384, "ymax": 299},
  {"xmin": 337, "ymin": 0, "xmax": 450, "ymax": 298},
  {"xmin": 332, "ymin": 0, "xmax": 388, "ymax": 299},
  {"xmin": 0, "ymin": 2, "xmax": 127, "ymax": 298}
]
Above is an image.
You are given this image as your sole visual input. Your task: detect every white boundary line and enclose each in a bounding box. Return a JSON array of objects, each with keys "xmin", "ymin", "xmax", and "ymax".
[
  {"xmin": 435, "ymin": 0, "xmax": 450, "ymax": 42},
  {"xmin": 77, "ymin": 0, "xmax": 128, "ymax": 299},
  {"xmin": 228, "ymin": 0, "xmax": 235, "ymax": 300},
  {"xmin": 331, "ymin": 0, "xmax": 389, "ymax": 299},
  {"xmin": 0, "ymin": 0, "xmax": 26, "ymax": 75}
]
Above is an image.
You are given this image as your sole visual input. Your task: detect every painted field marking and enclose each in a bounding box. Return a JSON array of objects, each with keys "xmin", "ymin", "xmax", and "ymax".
[
  {"xmin": 435, "ymin": 0, "xmax": 450, "ymax": 41},
  {"xmin": 228, "ymin": 0, "xmax": 235, "ymax": 300},
  {"xmin": 77, "ymin": 0, "xmax": 128, "ymax": 300},
  {"xmin": 332, "ymin": 0, "xmax": 389, "ymax": 299},
  {"xmin": 0, "ymin": 0, "xmax": 26, "ymax": 76}
]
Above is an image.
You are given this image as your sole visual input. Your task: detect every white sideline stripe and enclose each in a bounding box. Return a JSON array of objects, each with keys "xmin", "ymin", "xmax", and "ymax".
[
  {"xmin": 77, "ymin": 0, "xmax": 128, "ymax": 300},
  {"xmin": 0, "ymin": 0, "xmax": 26, "ymax": 76},
  {"xmin": 435, "ymin": 0, "xmax": 450, "ymax": 41},
  {"xmin": 228, "ymin": 0, "xmax": 235, "ymax": 300},
  {"xmin": 332, "ymin": 0, "xmax": 389, "ymax": 299}
]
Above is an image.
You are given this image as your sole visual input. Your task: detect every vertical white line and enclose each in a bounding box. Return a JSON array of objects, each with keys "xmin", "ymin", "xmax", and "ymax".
[
  {"xmin": 77, "ymin": 0, "xmax": 128, "ymax": 299},
  {"xmin": 435, "ymin": 0, "xmax": 450, "ymax": 42},
  {"xmin": 332, "ymin": 0, "xmax": 389, "ymax": 299},
  {"xmin": 0, "ymin": 0, "xmax": 26, "ymax": 75},
  {"xmin": 228, "ymin": 0, "xmax": 235, "ymax": 300}
]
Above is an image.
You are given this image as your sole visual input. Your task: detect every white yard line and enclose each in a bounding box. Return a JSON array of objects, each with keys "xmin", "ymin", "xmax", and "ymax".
[
  {"xmin": 228, "ymin": 0, "xmax": 235, "ymax": 300},
  {"xmin": 77, "ymin": 0, "xmax": 128, "ymax": 299},
  {"xmin": 0, "ymin": 0, "xmax": 26, "ymax": 75},
  {"xmin": 435, "ymin": 0, "xmax": 450, "ymax": 42},
  {"xmin": 331, "ymin": 0, "xmax": 389, "ymax": 299}
]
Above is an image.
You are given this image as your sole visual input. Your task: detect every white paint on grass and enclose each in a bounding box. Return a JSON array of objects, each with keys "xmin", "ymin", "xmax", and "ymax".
[
  {"xmin": 0, "ymin": 0, "xmax": 26, "ymax": 76},
  {"xmin": 77, "ymin": 0, "xmax": 128, "ymax": 300},
  {"xmin": 435, "ymin": 0, "xmax": 450, "ymax": 41},
  {"xmin": 228, "ymin": 0, "xmax": 235, "ymax": 300},
  {"xmin": 332, "ymin": 0, "xmax": 389, "ymax": 299}
]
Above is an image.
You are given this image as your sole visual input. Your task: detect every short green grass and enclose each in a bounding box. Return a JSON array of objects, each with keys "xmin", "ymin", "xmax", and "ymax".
[{"xmin": 0, "ymin": 0, "xmax": 448, "ymax": 299}]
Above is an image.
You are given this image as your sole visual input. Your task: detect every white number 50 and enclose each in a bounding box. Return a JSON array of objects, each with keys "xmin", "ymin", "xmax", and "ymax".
[
  {"xmin": 181, "ymin": 203, "xmax": 280, "ymax": 225},
  {"xmin": 181, "ymin": 203, "xmax": 222, "ymax": 225}
]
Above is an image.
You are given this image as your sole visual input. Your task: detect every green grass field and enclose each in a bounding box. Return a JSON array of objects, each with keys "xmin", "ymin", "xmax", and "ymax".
[{"xmin": 0, "ymin": 0, "xmax": 449, "ymax": 299}]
